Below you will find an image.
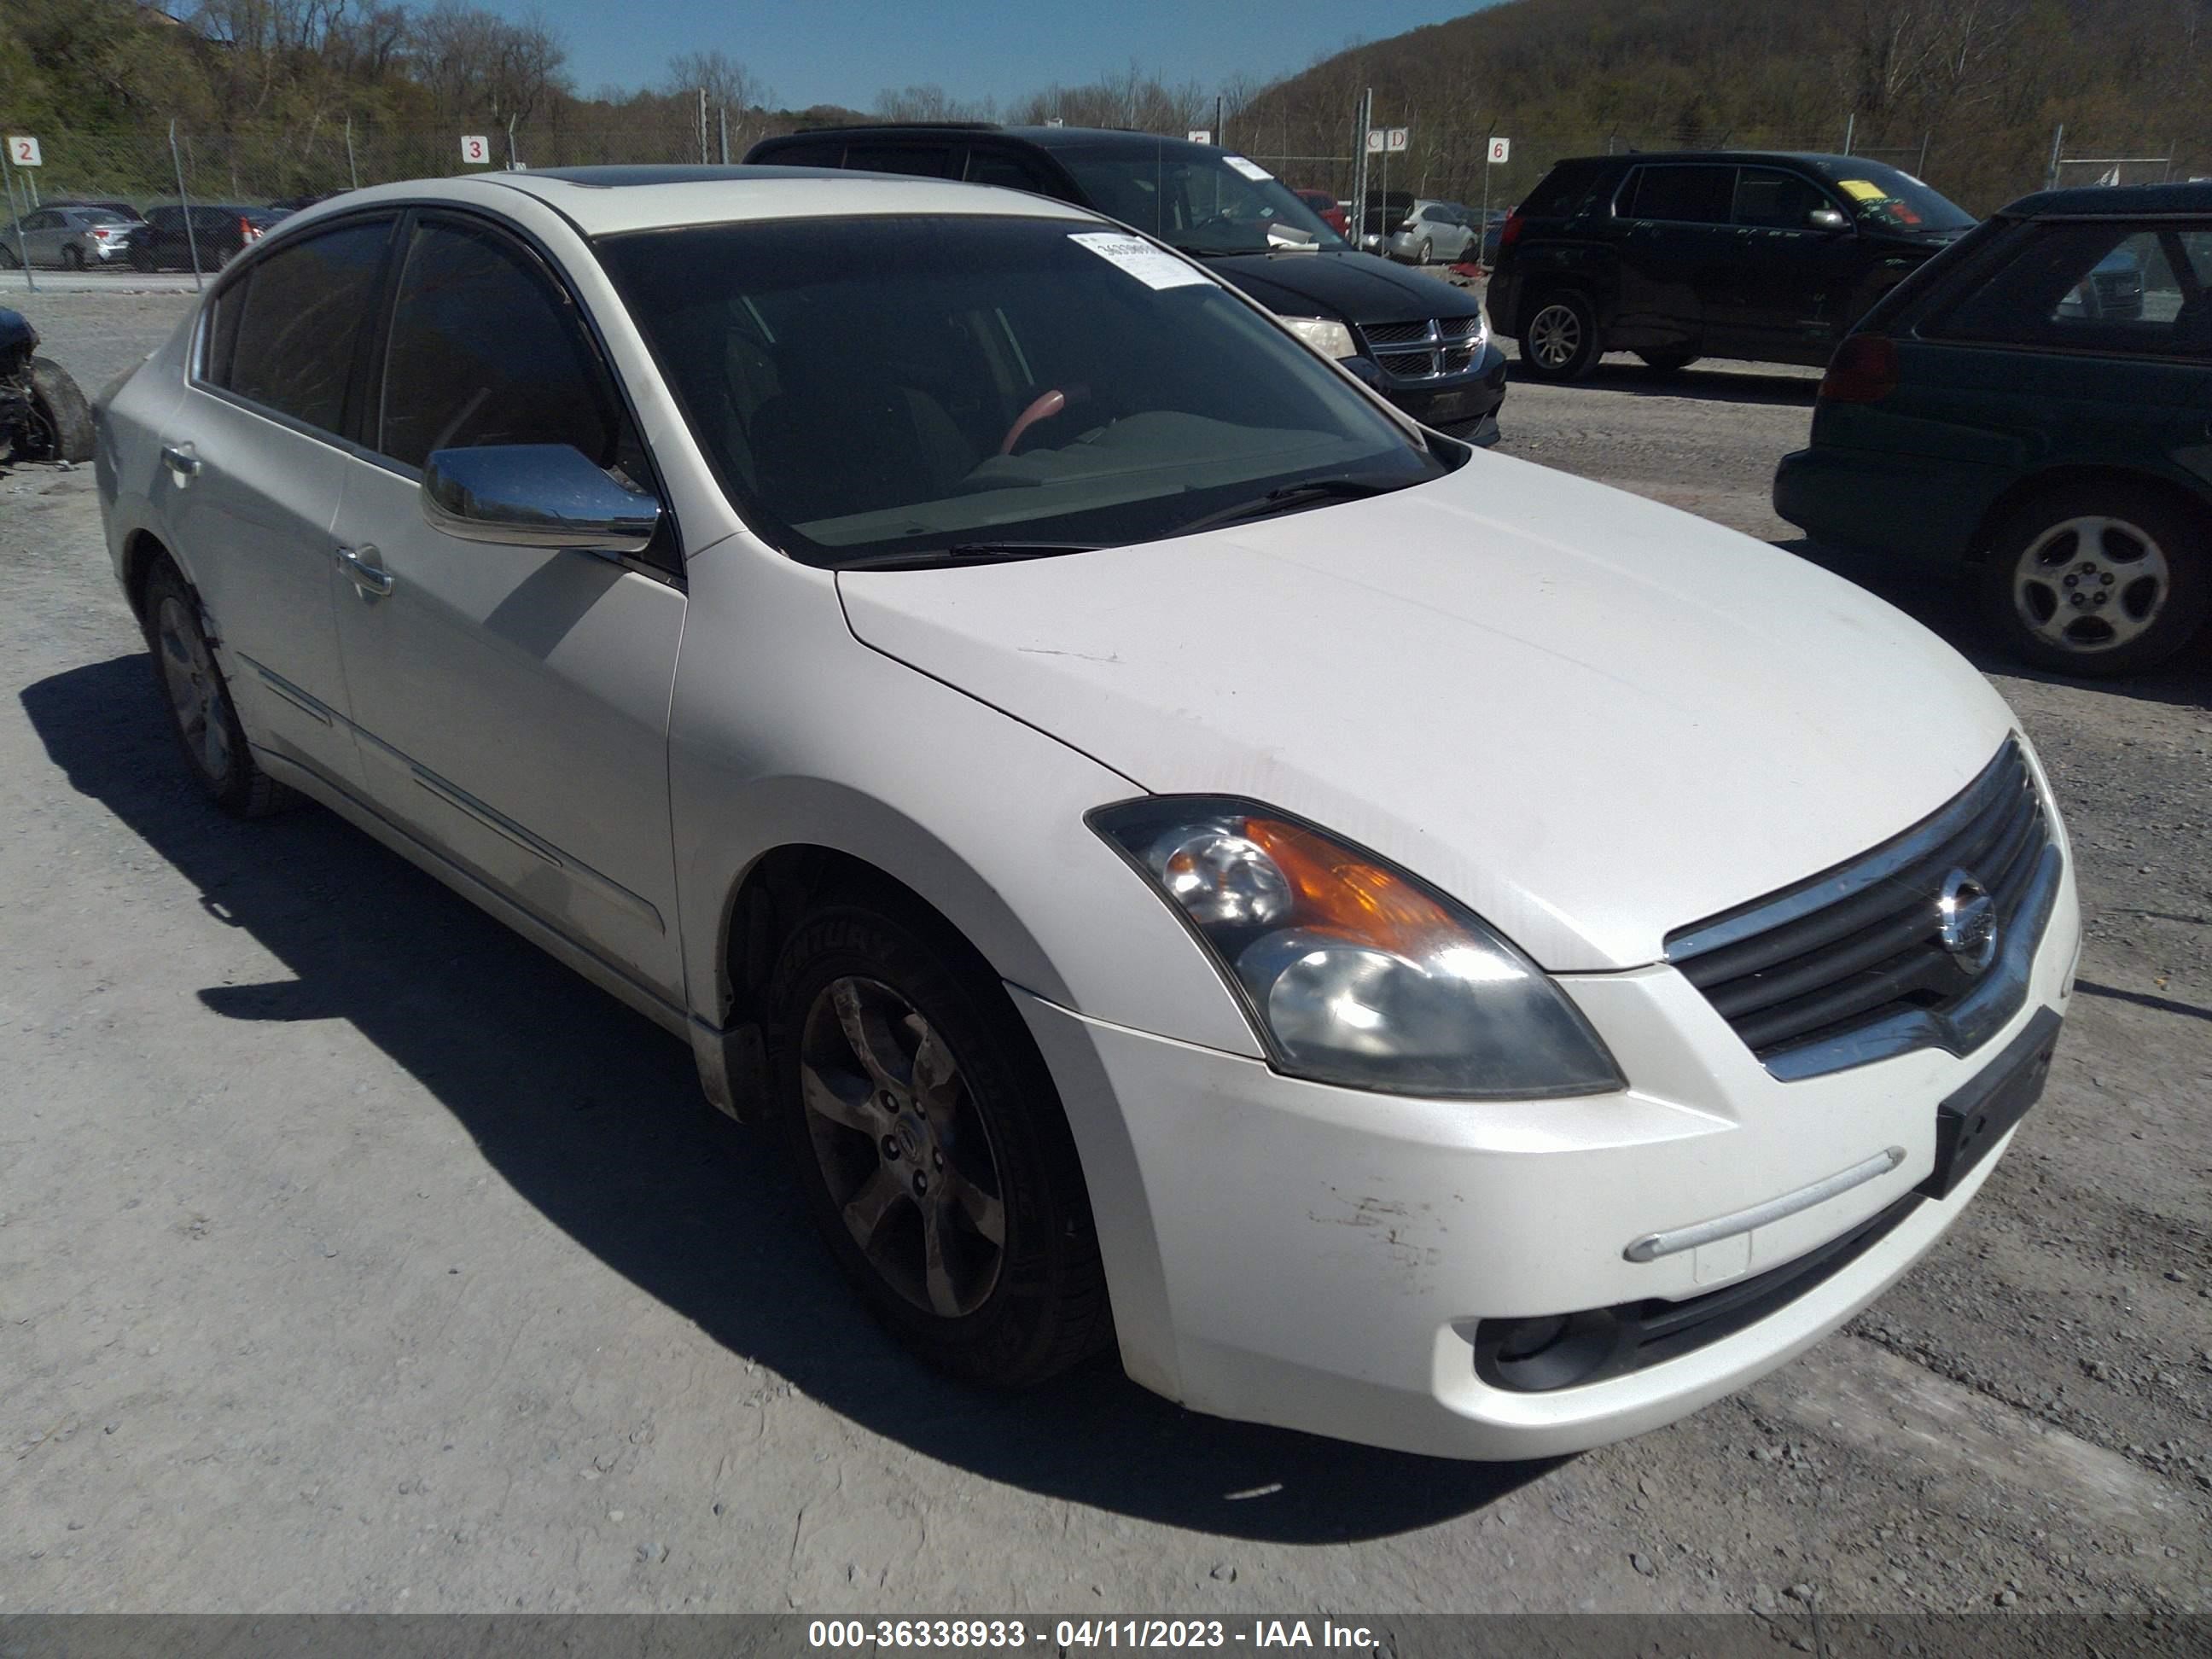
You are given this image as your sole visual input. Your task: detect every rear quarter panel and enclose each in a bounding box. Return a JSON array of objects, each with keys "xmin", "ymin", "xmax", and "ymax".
[{"xmin": 92, "ymin": 306, "xmax": 195, "ymax": 599}]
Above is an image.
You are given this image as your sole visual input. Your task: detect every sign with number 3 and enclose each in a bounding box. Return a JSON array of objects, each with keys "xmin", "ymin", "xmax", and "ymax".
[
  {"xmin": 8, "ymin": 137, "xmax": 41, "ymax": 167},
  {"xmin": 460, "ymin": 134, "xmax": 489, "ymax": 165}
]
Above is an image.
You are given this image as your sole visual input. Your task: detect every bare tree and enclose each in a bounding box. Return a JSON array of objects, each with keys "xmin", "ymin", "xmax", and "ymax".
[
  {"xmin": 411, "ymin": 1, "xmax": 567, "ymax": 127},
  {"xmin": 666, "ymin": 49, "xmax": 767, "ymax": 114}
]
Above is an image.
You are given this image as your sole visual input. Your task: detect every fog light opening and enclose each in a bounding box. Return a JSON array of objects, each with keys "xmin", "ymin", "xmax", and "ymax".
[{"xmin": 1476, "ymin": 1309, "xmax": 1629, "ymax": 1392}]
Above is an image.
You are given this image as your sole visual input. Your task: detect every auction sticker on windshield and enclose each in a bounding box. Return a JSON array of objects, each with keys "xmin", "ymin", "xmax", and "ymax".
[
  {"xmin": 1224, "ymin": 156, "xmax": 1273, "ymax": 182},
  {"xmin": 1068, "ymin": 231, "xmax": 1214, "ymax": 291}
]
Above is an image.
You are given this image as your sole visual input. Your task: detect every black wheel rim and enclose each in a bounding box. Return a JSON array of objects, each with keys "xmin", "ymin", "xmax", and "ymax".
[
  {"xmin": 154, "ymin": 593, "xmax": 235, "ymax": 783},
  {"xmin": 799, "ymin": 975, "xmax": 1007, "ymax": 1318}
]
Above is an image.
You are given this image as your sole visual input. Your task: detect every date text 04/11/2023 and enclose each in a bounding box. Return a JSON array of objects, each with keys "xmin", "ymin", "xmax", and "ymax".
[{"xmin": 805, "ymin": 1619, "xmax": 1382, "ymax": 1650}]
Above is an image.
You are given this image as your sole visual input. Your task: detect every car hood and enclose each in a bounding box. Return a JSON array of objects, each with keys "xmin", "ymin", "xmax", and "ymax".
[
  {"xmin": 1200, "ymin": 248, "xmax": 1481, "ymax": 323},
  {"xmin": 836, "ymin": 453, "xmax": 2017, "ymax": 973}
]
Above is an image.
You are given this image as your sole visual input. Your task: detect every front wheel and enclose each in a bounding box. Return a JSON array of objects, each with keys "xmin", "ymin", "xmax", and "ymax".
[
  {"xmin": 26, "ymin": 358, "xmax": 96, "ymax": 463},
  {"xmin": 1636, "ymin": 350, "xmax": 1699, "ymax": 375},
  {"xmin": 1980, "ymin": 487, "xmax": 2209, "ymax": 676},
  {"xmin": 62, "ymin": 245, "xmax": 84, "ymax": 271},
  {"xmin": 768, "ymin": 902, "xmax": 1111, "ymax": 1386},
  {"xmin": 131, "ymin": 246, "xmax": 156, "ymax": 272},
  {"xmin": 1518, "ymin": 291, "xmax": 1600, "ymax": 381},
  {"xmin": 0, "ymin": 243, "xmax": 17, "ymax": 270}
]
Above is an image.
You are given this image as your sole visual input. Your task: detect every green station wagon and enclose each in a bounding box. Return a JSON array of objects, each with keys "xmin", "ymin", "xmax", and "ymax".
[{"xmin": 1774, "ymin": 181, "xmax": 2212, "ymax": 676}]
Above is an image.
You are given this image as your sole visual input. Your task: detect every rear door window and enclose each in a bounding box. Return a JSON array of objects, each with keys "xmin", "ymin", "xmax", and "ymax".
[
  {"xmin": 964, "ymin": 149, "xmax": 1057, "ymax": 193},
  {"xmin": 206, "ymin": 217, "xmax": 393, "ymax": 435},
  {"xmin": 1621, "ymin": 166, "xmax": 1736, "ymax": 224},
  {"xmin": 845, "ymin": 143, "xmax": 955, "ymax": 178},
  {"xmin": 1522, "ymin": 161, "xmax": 1607, "ymax": 219}
]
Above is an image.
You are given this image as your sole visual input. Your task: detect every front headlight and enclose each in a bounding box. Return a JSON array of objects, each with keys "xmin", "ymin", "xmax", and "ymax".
[
  {"xmin": 1278, "ymin": 316, "xmax": 1360, "ymax": 360},
  {"xmin": 1091, "ymin": 798, "xmax": 1624, "ymax": 1098}
]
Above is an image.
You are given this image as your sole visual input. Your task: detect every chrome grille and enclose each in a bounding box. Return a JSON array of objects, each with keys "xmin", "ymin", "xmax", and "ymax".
[
  {"xmin": 1358, "ymin": 316, "xmax": 1483, "ymax": 381},
  {"xmin": 1666, "ymin": 739, "xmax": 2060, "ymax": 1080}
]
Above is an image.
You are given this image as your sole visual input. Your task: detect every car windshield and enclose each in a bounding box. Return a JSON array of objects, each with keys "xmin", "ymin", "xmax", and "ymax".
[
  {"xmin": 1051, "ymin": 144, "xmax": 1350, "ymax": 256},
  {"xmin": 1810, "ymin": 160, "xmax": 1976, "ymax": 235},
  {"xmin": 597, "ymin": 213, "xmax": 1446, "ymax": 568}
]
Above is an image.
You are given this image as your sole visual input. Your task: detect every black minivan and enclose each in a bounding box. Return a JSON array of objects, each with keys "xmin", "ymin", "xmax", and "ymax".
[
  {"xmin": 1487, "ymin": 152, "xmax": 1976, "ymax": 381},
  {"xmin": 747, "ymin": 125, "xmax": 1509, "ymax": 443}
]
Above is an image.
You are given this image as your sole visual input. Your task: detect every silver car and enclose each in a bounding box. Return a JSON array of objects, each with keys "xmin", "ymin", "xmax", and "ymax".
[
  {"xmin": 1, "ymin": 206, "xmax": 137, "ymax": 270},
  {"xmin": 1382, "ymin": 200, "xmax": 1478, "ymax": 265}
]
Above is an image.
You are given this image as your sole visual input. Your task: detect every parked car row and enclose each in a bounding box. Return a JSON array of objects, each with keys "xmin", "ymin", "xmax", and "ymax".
[
  {"xmin": 92, "ymin": 154, "xmax": 2085, "ymax": 1467},
  {"xmin": 3, "ymin": 198, "xmax": 316, "ymax": 271}
]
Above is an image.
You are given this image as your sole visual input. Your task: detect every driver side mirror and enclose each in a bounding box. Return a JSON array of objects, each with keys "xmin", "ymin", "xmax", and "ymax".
[
  {"xmin": 1809, "ymin": 207, "xmax": 1849, "ymax": 232},
  {"xmin": 422, "ymin": 444, "xmax": 661, "ymax": 555}
]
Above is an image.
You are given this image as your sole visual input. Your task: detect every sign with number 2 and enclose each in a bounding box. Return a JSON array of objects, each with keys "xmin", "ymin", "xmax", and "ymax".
[{"xmin": 8, "ymin": 137, "xmax": 42, "ymax": 168}]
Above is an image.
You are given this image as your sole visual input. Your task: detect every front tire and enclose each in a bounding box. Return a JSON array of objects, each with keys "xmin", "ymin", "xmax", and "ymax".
[
  {"xmin": 26, "ymin": 358, "xmax": 95, "ymax": 463},
  {"xmin": 768, "ymin": 901, "xmax": 1111, "ymax": 1386},
  {"xmin": 1980, "ymin": 486, "xmax": 2209, "ymax": 676},
  {"xmin": 1518, "ymin": 290, "xmax": 1601, "ymax": 381},
  {"xmin": 1636, "ymin": 350, "xmax": 1699, "ymax": 375},
  {"xmin": 141, "ymin": 557, "xmax": 296, "ymax": 817},
  {"xmin": 62, "ymin": 245, "xmax": 84, "ymax": 271}
]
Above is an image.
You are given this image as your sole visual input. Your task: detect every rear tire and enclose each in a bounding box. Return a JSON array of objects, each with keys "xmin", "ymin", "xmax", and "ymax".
[
  {"xmin": 1979, "ymin": 485, "xmax": 2210, "ymax": 677},
  {"xmin": 26, "ymin": 358, "xmax": 96, "ymax": 463},
  {"xmin": 1636, "ymin": 350, "xmax": 1699, "ymax": 375},
  {"xmin": 62, "ymin": 245, "xmax": 84, "ymax": 271},
  {"xmin": 1415, "ymin": 236, "xmax": 1433, "ymax": 265},
  {"xmin": 767, "ymin": 900, "xmax": 1112, "ymax": 1387},
  {"xmin": 141, "ymin": 556, "xmax": 297, "ymax": 818},
  {"xmin": 131, "ymin": 246, "xmax": 155, "ymax": 272},
  {"xmin": 1518, "ymin": 290, "xmax": 1601, "ymax": 381}
]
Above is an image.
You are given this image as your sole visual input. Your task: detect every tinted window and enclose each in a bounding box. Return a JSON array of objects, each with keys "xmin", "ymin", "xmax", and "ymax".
[
  {"xmin": 148, "ymin": 207, "xmax": 181, "ymax": 229},
  {"xmin": 1622, "ymin": 166, "xmax": 1736, "ymax": 224},
  {"xmin": 1733, "ymin": 168, "xmax": 1835, "ymax": 230},
  {"xmin": 760, "ymin": 139, "xmax": 843, "ymax": 168},
  {"xmin": 1057, "ymin": 144, "xmax": 1346, "ymax": 253},
  {"xmin": 845, "ymin": 143, "xmax": 955, "ymax": 178},
  {"xmin": 377, "ymin": 219, "xmax": 627, "ymax": 470},
  {"xmin": 1522, "ymin": 161, "xmax": 1607, "ymax": 219},
  {"xmin": 1928, "ymin": 222, "xmax": 2212, "ymax": 358},
  {"xmin": 212, "ymin": 218, "xmax": 392, "ymax": 434},
  {"xmin": 599, "ymin": 214, "xmax": 1445, "ymax": 568},
  {"xmin": 964, "ymin": 149, "xmax": 1057, "ymax": 193}
]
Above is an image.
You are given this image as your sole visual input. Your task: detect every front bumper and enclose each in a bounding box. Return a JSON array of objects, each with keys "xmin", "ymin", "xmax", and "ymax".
[
  {"xmin": 1016, "ymin": 859, "xmax": 2079, "ymax": 1460},
  {"xmin": 1360, "ymin": 340, "xmax": 1508, "ymax": 440}
]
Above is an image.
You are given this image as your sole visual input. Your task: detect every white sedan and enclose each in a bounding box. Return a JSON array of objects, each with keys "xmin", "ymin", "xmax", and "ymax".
[{"xmin": 91, "ymin": 166, "xmax": 2080, "ymax": 1458}]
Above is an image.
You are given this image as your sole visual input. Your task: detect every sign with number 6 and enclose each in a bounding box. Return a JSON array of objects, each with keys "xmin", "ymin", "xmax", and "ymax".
[
  {"xmin": 7, "ymin": 137, "xmax": 41, "ymax": 167},
  {"xmin": 1488, "ymin": 137, "xmax": 1511, "ymax": 166},
  {"xmin": 460, "ymin": 134, "xmax": 490, "ymax": 165}
]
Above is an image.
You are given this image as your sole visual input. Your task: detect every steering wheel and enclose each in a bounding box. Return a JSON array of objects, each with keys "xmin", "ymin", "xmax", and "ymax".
[{"xmin": 998, "ymin": 388, "xmax": 1068, "ymax": 456}]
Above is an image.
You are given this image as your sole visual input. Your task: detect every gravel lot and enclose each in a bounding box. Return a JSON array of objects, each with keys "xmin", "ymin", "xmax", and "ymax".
[{"xmin": 2, "ymin": 288, "xmax": 2207, "ymax": 1618}]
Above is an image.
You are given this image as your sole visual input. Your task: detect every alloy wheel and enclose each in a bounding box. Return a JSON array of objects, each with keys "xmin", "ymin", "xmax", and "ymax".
[
  {"xmin": 154, "ymin": 593, "xmax": 235, "ymax": 783},
  {"xmin": 2011, "ymin": 515, "xmax": 2170, "ymax": 655},
  {"xmin": 798, "ymin": 975, "xmax": 1007, "ymax": 1318},
  {"xmin": 1527, "ymin": 302, "xmax": 1583, "ymax": 370}
]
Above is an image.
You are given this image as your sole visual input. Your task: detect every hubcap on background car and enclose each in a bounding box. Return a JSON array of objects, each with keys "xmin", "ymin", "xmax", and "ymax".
[
  {"xmin": 799, "ymin": 975, "xmax": 1006, "ymax": 1318},
  {"xmin": 2012, "ymin": 515, "xmax": 2169, "ymax": 653},
  {"xmin": 1528, "ymin": 303, "xmax": 1581, "ymax": 369},
  {"xmin": 155, "ymin": 594, "xmax": 233, "ymax": 782}
]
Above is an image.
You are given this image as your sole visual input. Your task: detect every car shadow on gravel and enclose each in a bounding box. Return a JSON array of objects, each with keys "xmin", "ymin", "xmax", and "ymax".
[
  {"xmin": 1778, "ymin": 537, "xmax": 2212, "ymax": 708},
  {"xmin": 1504, "ymin": 352, "xmax": 1822, "ymax": 407},
  {"xmin": 22, "ymin": 652, "xmax": 1557, "ymax": 1545}
]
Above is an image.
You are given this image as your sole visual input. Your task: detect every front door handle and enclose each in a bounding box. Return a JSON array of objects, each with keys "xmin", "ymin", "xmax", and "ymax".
[
  {"xmin": 336, "ymin": 544, "xmax": 393, "ymax": 597},
  {"xmin": 160, "ymin": 443, "xmax": 201, "ymax": 482}
]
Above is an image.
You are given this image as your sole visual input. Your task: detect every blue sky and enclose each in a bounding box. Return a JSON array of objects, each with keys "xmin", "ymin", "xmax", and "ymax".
[{"xmin": 520, "ymin": 0, "xmax": 1472, "ymax": 111}]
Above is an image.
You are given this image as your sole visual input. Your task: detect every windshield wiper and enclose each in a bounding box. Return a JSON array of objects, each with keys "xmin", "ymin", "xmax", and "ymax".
[
  {"xmin": 839, "ymin": 540, "xmax": 1103, "ymax": 571},
  {"xmin": 1164, "ymin": 474, "xmax": 1416, "ymax": 538}
]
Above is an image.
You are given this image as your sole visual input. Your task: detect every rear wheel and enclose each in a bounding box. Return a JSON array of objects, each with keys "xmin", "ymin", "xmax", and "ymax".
[
  {"xmin": 141, "ymin": 557, "xmax": 297, "ymax": 817},
  {"xmin": 1519, "ymin": 291, "xmax": 1600, "ymax": 381},
  {"xmin": 61, "ymin": 244, "xmax": 84, "ymax": 271},
  {"xmin": 768, "ymin": 901, "xmax": 1111, "ymax": 1386},
  {"xmin": 1981, "ymin": 486, "xmax": 2210, "ymax": 676},
  {"xmin": 131, "ymin": 245, "xmax": 156, "ymax": 272},
  {"xmin": 1414, "ymin": 236, "xmax": 1433, "ymax": 265}
]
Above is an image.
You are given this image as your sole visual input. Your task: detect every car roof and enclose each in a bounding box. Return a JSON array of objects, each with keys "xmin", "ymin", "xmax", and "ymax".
[
  {"xmin": 1556, "ymin": 150, "xmax": 1895, "ymax": 172},
  {"xmin": 272, "ymin": 166, "xmax": 1099, "ymax": 239},
  {"xmin": 758, "ymin": 124, "xmax": 1260, "ymax": 163},
  {"xmin": 1997, "ymin": 180, "xmax": 2212, "ymax": 218}
]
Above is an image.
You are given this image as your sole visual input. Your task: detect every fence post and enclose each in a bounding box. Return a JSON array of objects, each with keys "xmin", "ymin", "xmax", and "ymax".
[
  {"xmin": 719, "ymin": 106, "xmax": 730, "ymax": 165},
  {"xmin": 1842, "ymin": 112, "xmax": 1854, "ymax": 156},
  {"xmin": 697, "ymin": 88, "xmax": 708, "ymax": 165},
  {"xmin": 1916, "ymin": 131, "xmax": 1930, "ymax": 178},
  {"xmin": 345, "ymin": 115, "xmax": 359, "ymax": 190},
  {"xmin": 3, "ymin": 150, "xmax": 36, "ymax": 292},
  {"xmin": 2046, "ymin": 123, "xmax": 2064, "ymax": 190},
  {"xmin": 505, "ymin": 113, "xmax": 518, "ymax": 170},
  {"xmin": 171, "ymin": 119, "xmax": 203, "ymax": 291}
]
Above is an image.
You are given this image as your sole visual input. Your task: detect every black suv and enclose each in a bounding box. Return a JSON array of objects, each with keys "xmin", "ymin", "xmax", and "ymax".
[
  {"xmin": 1487, "ymin": 152, "xmax": 1977, "ymax": 381},
  {"xmin": 746, "ymin": 125, "xmax": 1508, "ymax": 442},
  {"xmin": 130, "ymin": 204, "xmax": 280, "ymax": 272}
]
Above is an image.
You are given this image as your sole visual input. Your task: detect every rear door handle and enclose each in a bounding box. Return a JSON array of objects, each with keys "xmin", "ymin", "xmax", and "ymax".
[
  {"xmin": 336, "ymin": 544, "xmax": 393, "ymax": 597},
  {"xmin": 160, "ymin": 443, "xmax": 201, "ymax": 481}
]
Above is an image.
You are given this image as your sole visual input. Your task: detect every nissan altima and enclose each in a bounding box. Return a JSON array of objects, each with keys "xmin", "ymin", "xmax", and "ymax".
[{"xmin": 92, "ymin": 166, "xmax": 2080, "ymax": 1458}]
